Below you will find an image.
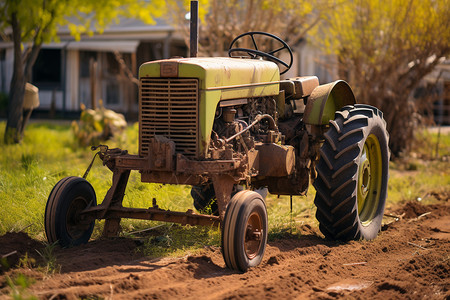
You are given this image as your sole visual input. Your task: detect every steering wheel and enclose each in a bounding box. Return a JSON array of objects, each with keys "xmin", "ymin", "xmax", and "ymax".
[{"xmin": 228, "ymin": 31, "xmax": 293, "ymax": 75}]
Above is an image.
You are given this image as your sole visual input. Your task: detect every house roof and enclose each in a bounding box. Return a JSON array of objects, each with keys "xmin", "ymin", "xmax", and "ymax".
[
  {"xmin": 57, "ymin": 17, "xmax": 177, "ymax": 41},
  {"xmin": 1, "ymin": 17, "xmax": 185, "ymax": 52}
]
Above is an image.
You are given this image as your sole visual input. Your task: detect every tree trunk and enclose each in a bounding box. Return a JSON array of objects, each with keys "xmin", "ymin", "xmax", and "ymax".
[
  {"xmin": 4, "ymin": 12, "xmax": 25, "ymax": 144},
  {"xmin": 4, "ymin": 12, "xmax": 42, "ymax": 144}
]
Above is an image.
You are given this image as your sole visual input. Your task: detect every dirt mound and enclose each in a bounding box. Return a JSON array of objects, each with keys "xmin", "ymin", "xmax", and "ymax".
[
  {"xmin": 396, "ymin": 201, "xmax": 430, "ymax": 218},
  {"xmin": 0, "ymin": 232, "xmax": 44, "ymax": 273},
  {"xmin": 0, "ymin": 232, "xmax": 43, "ymax": 257},
  {"xmin": 0, "ymin": 201, "xmax": 449, "ymax": 299}
]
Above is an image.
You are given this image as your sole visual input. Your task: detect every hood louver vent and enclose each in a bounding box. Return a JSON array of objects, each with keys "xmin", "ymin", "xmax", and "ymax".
[{"xmin": 139, "ymin": 78, "xmax": 199, "ymax": 158}]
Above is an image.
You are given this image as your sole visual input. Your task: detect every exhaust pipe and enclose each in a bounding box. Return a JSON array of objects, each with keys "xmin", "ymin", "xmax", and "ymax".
[{"xmin": 190, "ymin": 0, "xmax": 199, "ymax": 57}]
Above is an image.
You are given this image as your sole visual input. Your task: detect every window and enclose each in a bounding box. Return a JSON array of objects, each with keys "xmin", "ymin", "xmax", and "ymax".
[
  {"xmin": 32, "ymin": 49, "xmax": 61, "ymax": 89},
  {"xmin": 105, "ymin": 80, "xmax": 120, "ymax": 105}
]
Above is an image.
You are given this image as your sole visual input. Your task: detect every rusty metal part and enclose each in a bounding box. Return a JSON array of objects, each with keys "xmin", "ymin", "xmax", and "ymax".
[
  {"xmin": 277, "ymin": 117, "xmax": 302, "ymax": 141},
  {"xmin": 177, "ymin": 154, "xmax": 241, "ymax": 175},
  {"xmin": 108, "ymin": 207, "xmax": 218, "ymax": 226},
  {"xmin": 225, "ymin": 114, "xmax": 277, "ymax": 143},
  {"xmin": 219, "ymin": 98, "xmax": 248, "ymax": 107},
  {"xmin": 212, "ymin": 174, "xmax": 237, "ymax": 221},
  {"xmin": 223, "ymin": 108, "xmax": 237, "ymax": 123},
  {"xmin": 256, "ymin": 143, "xmax": 295, "ymax": 177},
  {"xmin": 160, "ymin": 62, "xmax": 179, "ymax": 77},
  {"xmin": 149, "ymin": 136, "xmax": 176, "ymax": 171},
  {"xmin": 140, "ymin": 171, "xmax": 203, "ymax": 186},
  {"xmin": 265, "ymin": 130, "xmax": 283, "ymax": 144},
  {"xmin": 254, "ymin": 167, "xmax": 310, "ymax": 196},
  {"xmin": 245, "ymin": 211, "xmax": 263, "ymax": 259},
  {"xmin": 83, "ymin": 145, "xmax": 111, "ymax": 178},
  {"xmin": 83, "ymin": 151, "xmax": 100, "ymax": 179},
  {"xmin": 108, "ymin": 207, "xmax": 219, "ymax": 226},
  {"xmin": 82, "ymin": 200, "xmax": 219, "ymax": 228},
  {"xmin": 103, "ymin": 218, "xmax": 121, "ymax": 237},
  {"xmin": 281, "ymin": 76, "xmax": 319, "ymax": 99},
  {"xmin": 86, "ymin": 141, "xmax": 246, "ymax": 230},
  {"xmin": 101, "ymin": 171, "xmax": 130, "ymax": 237},
  {"xmin": 104, "ymin": 169, "xmax": 130, "ymax": 212}
]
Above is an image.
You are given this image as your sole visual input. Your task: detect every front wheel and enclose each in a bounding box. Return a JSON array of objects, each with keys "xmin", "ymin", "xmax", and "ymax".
[
  {"xmin": 314, "ymin": 104, "xmax": 390, "ymax": 241},
  {"xmin": 45, "ymin": 176, "xmax": 97, "ymax": 247},
  {"xmin": 222, "ymin": 190, "xmax": 268, "ymax": 272}
]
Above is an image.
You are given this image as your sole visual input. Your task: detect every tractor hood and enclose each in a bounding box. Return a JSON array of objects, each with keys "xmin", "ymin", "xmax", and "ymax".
[{"xmin": 139, "ymin": 57, "xmax": 280, "ymax": 95}]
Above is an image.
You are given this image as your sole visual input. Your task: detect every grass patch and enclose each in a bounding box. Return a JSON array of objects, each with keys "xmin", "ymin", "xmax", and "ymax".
[
  {"xmin": 386, "ymin": 128, "xmax": 450, "ymax": 208},
  {"xmin": 137, "ymin": 224, "xmax": 221, "ymax": 258},
  {"xmin": 35, "ymin": 242, "xmax": 60, "ymax": 275},
  {"xmin": 265, "ymin": 192, "xmax": 318, "ymax": 240},
  {"xmin": 410, "ymin": 128, "xmax": 450, "ymax": 159},
  {"xmin": 6, "ymin": 273, "xmax": 37, "ymax": 300},
  {"xmin": 387, "ymin": 158, "xmax": 449, "ymax": 207}
]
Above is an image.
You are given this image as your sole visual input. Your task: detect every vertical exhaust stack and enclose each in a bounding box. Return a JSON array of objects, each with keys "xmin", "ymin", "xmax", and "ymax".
[{"xmin": 190, "ymin": 0, "xmax": 199, "ymax": 57}]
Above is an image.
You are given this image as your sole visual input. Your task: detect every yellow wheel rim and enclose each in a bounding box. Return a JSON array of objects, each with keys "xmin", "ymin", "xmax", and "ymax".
[{"xmin": 357, "ymin": 134, "xmax": 383, "ymax": 226}]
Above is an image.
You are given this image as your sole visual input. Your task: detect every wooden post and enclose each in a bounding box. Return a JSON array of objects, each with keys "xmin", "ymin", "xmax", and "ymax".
[{"xmin": 89, "ymin": 58, "xmax": 97, "ymax": 109}]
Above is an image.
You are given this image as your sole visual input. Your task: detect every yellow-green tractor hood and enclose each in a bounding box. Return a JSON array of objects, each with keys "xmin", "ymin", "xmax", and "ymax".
[
  {"xmin": 139, "ymin": 57, "xmax": 280, "ymax": 157},
  {"xmin": 139, "ymin": 57, "xmax": 280, "ymax": 94}
]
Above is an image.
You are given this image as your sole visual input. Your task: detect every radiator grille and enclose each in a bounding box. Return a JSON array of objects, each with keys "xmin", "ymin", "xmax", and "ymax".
[{"xmin": 139, "ymin": 78, "xmax": 199, "ymax": 158}]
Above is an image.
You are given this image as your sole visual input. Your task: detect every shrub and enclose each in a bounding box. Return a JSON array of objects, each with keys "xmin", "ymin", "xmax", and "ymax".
[{"xmin": 72, "ymin": 101, "xmax": 127, "ymax": 147}]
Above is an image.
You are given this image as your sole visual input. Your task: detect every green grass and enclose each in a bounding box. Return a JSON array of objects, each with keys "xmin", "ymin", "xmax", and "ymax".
[
  {"xmin": 386, "ymin": 128, "xmax": 450, "ymax": 208},
  {"xmin": 0, "ymin": 121, "xmax": 449, "ymax": 257},
  {"xmin": 5, "ymin": 273, "xmax": 37, "ymax": 300},
  {"xmin": 0, "ymin": 122, "xmax": 192, "ymax": 242}
]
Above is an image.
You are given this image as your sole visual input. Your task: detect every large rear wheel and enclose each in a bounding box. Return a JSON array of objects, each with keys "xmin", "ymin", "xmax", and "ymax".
[
  {"xmin": 222, "ymin": 190, "xmax": 268, "ymax": 272},
  {"xmin": 45, "ymin": 176, "xmax": 97, "ymax": 247},
  {"xmin": 313, "ymin": 104, "xmax": 389, "ymax": 241}
]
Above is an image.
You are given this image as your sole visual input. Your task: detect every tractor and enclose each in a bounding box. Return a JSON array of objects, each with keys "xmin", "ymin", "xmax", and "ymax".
[{"xmin": 44, "ymin": 3, "xmax": 389, "ymax": 272}]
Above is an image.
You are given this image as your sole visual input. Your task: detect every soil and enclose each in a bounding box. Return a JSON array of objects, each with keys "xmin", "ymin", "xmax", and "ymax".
[{"xmin": 1, "ymin": 199, "xmax": 449, "ymax": 300}]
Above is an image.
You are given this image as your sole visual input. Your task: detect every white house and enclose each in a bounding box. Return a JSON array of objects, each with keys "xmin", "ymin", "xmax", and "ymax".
[{"xmin": 0, "ymin": 18, "xmax": 187, "ymax": 117}]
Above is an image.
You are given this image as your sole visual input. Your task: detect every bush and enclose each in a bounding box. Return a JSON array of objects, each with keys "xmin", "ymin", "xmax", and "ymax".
[{"xmin": 72, "ymin": 101, "xmax": 127, "ymax": 147}]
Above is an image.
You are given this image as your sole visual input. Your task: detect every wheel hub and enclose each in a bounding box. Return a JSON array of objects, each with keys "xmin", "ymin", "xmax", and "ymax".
[
  {"xmin": 245, "ymin": 212, "xmax": 263, "ymax": 259},
  {"xmin": 359, "ymin": 148, "xmax": 371, "ymax": 200},
  {"xmin": 66, "ymin": 196, "xmax": 91, "ymax": 240},
  {"xmin": 357, "ymin": 134, "xmax": 383, "ymax": 226}
]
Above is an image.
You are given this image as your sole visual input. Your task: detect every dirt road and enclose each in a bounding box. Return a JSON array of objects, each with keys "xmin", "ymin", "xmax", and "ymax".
[{"xmin": 1, "ymin": 199, "xmax": 449, "ymax": 299}]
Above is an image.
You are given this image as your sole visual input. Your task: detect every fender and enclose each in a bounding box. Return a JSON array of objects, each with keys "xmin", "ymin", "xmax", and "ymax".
[{"xmin": 303, "ymin": 80, "xmax": 356, "ymax": 125}]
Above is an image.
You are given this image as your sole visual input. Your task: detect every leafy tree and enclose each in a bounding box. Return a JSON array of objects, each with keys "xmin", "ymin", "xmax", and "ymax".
[
  {"xmin": 167, "ymin": 0, "xmax": 330, "ymax": 56},
  {"xmin": 315, "ymin": 0, "xmax": 450, "ymax": 156},
  {"xmin": 0, "ymin": 0, "xmax": 165, "ymax": 144}
]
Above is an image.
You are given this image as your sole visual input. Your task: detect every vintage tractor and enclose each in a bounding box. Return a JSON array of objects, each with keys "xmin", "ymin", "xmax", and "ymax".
[{"xmin": 44, "ymin": 5, "xmax": 389, "ymax": 273}]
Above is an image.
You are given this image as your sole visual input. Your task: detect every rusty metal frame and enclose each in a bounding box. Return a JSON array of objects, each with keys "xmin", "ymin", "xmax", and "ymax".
[{"xmin": 80, "ymin": 146, "xmax": 238, "ymax": 237}]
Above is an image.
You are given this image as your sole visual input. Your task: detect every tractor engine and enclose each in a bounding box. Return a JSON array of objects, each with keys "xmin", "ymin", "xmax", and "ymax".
[
  {"xmin": 211, "ymin": 96, "xmax": 278, "ymax": 154},
  {"xmin": 192, "ymin": 91, "xmax": 315, "ymax": 214}
]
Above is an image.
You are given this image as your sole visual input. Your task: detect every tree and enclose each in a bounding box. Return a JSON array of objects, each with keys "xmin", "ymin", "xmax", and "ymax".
[
  {"xmin": 0, "ymin": 0, "xmax": 165, "ymax": 144},
  {"xmin": 315, "ymin": 0, "xmax": 450, "ymax": 156},
  {"xmin": 166, "ymin": 0, "xmax": 330, "ymax": 56}
]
